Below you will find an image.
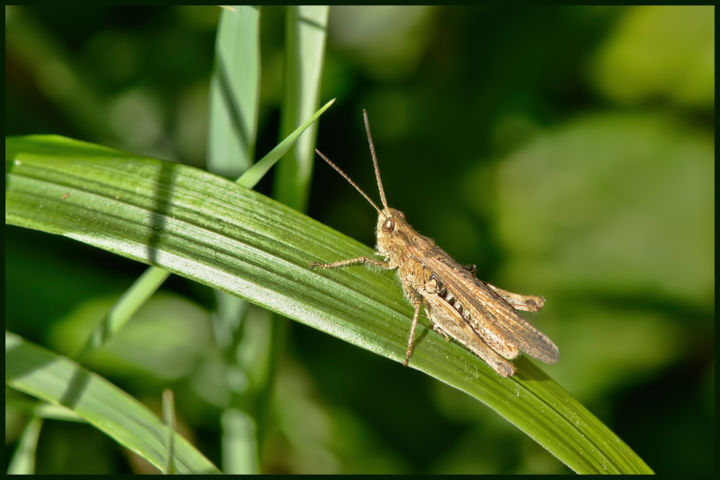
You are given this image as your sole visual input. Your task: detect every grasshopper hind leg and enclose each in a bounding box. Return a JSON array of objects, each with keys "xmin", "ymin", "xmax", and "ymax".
[
  {"xmin": 431, "ymin": 324, "xmax": 451, "ymax": 342},
  {"xmin": 485, "ymin": 283, "xmax": 545, "ymax": 312}
]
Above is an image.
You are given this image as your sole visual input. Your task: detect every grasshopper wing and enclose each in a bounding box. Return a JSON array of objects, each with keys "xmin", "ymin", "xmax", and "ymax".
[{"xmin": 422, "ymin": 245, "xmax": 559, "ymax": 364}]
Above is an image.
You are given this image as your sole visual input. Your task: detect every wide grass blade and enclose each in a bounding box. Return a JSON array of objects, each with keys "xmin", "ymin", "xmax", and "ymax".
[{"xmin": 5, "ymin": 135, "xmax": 653, "ymax": 474}]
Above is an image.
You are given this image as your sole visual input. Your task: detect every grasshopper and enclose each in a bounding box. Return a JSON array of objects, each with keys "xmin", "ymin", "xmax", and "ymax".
[{"xmin": 311, "ymin": 110, "xmax": 559, "ymax": 376}]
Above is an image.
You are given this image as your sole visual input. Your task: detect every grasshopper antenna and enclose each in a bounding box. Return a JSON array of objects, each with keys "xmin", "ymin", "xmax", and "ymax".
[
  {"xmin": 362, "ymin": 109, "xmax": 389, "ymax": 209},
  {"xmin": 314, "ymin": 149, "xmax": 383, "ymax": 215}
]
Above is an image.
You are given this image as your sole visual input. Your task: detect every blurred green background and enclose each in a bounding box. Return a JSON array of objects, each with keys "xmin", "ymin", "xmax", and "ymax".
[{"xmin": 5, "ymin": 5, "xmax": 713, "ymax": 474}]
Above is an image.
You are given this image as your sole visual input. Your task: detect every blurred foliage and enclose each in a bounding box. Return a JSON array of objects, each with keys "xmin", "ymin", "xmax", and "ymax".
[
  {"xmin": 592, "ymin": 6, "xmax": 714, "ymax": 109},
  {"xmin": 5, "ymin": 5, "xmax": 713, "ymax": 474}
]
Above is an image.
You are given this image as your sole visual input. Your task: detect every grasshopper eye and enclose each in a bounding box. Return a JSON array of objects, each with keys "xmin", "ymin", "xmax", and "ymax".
[{"xmin": 382, "ymin": 218, "xmax": 395, "ymax": 232}]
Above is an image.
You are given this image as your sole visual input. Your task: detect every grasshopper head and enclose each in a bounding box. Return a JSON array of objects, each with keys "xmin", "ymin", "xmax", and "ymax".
[{"xmin": 376, "ymin": 208, "xmax": 408, "ymax": 257}]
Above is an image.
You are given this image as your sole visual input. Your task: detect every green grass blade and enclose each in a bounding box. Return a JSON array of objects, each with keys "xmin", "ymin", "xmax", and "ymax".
[
  {"xmin": 5, "ymin": 332, "xmax": 220, "ymax": 474},
  {"xmin": 5, "ymin": 135, "xmax": 653, "ymax": 474},
  {"xmin": 162, "ymin": 389, "xmax": 177, "ymax": 474},
  {"xmin": 273, "ymin": 5, "xmax": 330, "ymax": 211},
  {"xmin": 6, "ymin": 416, "xmax": 43, "ymax": 474},
  {"xmin": 207, "ymin": 5, "xmax": 261, "ymax": 177},
  {"xmin": 221, "ymin": 408, "xmax": 259, "ymax": 474},
  {"xmin": 237, "ymin": 97, "xmax": 335, "ymax": 189},
  {"xmin": 240, "ymin": 8, "xmax": 330, "ymax": 473},
  {"xmin": 6, "ymin": 393, "xmax": 84, "ymax": 422},
  {"xmin": 76, "ymin": 266, "xmax": 170, "ymax": 360}
]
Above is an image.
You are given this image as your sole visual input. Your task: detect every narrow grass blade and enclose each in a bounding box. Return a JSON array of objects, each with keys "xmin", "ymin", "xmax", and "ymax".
[
  {"xmin": 6, "ymin": 417, "xmax": 43, "ymax": 474},
  {"xmin": 76, "ymin": 266, "xmax": 170, "ymax": 360},
  {"xmin": 162, "ymin": 389, "xmax": 177, "ymax": 474},
  {"xmin": 6, "ymin": 394, "xmax": 83, "ymax": 422},
  {"xmin": 207, "ymin": 5, "xmax": 261, "ymax": 177},
  {"xmin": 222, "ymin": 408, "xmax": 259, "ymax": 474},
  {"xmin": 274, "ymin": 5, "xmax": 330, "ymax": 211},
  {"xmin": 237, "ymin": 97, "xmax": 335, "ymax": 189}
]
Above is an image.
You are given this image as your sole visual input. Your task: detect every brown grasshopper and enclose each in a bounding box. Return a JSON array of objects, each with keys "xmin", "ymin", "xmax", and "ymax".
[{"xmin": 311, "ymin": 110, "xmax": 559, "ymax": 376}]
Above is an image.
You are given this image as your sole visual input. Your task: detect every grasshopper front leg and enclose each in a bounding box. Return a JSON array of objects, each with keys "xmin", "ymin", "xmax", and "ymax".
[
  {"xmin": 312, "ymin": 256, "xmax": 415, "ymax": 363},
  {"xmin": 311, "ymin": 256, "xmax": 394, "ymax": 270},
  {"xmin": 398, "ymin": 283, "xmax": 425, "ymax": 367}
]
